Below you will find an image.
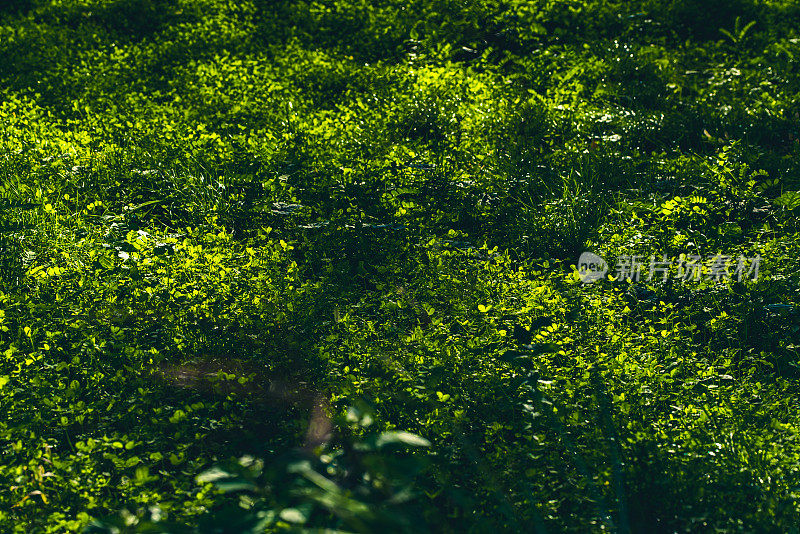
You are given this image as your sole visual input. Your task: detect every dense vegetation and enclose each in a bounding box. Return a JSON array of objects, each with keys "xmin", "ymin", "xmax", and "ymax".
[{"xmin": 0, "ymin": 0, "xmax": 799, "ymax": 531}]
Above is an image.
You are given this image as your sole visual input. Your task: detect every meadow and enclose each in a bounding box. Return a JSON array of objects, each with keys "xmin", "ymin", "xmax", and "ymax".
[{"xmin": 0, "ymin": 0, "xmax": 800, "ymax": 531}]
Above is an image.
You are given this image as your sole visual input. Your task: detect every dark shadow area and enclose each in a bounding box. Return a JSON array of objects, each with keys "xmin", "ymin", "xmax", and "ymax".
[{"xmin": 0, "ymin": 0, "xmax": 34, "ymax": 17}]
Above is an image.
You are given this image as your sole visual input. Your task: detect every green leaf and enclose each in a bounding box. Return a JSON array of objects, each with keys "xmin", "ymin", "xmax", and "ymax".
[
  {"xmin": 196, "ymin": 467, "xmax": 233, "ymax": 484},
  {"xmin": 279, "ymin": 507, "xmax": 310, "ymax": 524},
  {"xmin": 774, "ymin": 191, "xmax": 800, "ymax": 210},
  {"xmin": 375, "ymin": 431, "xmax": 431, "ymax": 449},
  {"xmin": 215, "ymin": 480, "xmax": 258, "ymax": 493}
]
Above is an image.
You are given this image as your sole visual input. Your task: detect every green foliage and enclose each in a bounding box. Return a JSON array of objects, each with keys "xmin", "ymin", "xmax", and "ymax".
[
  {"xmin": 0, "ymin": 0, "xmax": 798, "ymax": 532},
  {"xmin": 88, "ymin": 405, "xmax": 432, "ymax": 533},
  {"xmin": 719, "ymin": 16, "xmax": 758, "ymax": 46}
]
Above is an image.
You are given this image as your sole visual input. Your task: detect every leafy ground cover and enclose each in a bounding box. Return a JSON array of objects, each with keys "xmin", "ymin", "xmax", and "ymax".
[{"xmin": 0, "ymin": 0, "xmax": 800, "ymax": 531}]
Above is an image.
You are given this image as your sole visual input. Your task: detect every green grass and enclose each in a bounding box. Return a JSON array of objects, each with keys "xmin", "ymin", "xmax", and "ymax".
[{"xmin": 0, "ymin": 0, "xmax": 799, "ymax": 532}]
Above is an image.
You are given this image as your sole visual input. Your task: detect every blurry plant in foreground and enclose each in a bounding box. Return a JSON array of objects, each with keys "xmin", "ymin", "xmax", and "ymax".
[{"xmin": 85, "ymin": 404, "xmax": 432, "ymax": 533}]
